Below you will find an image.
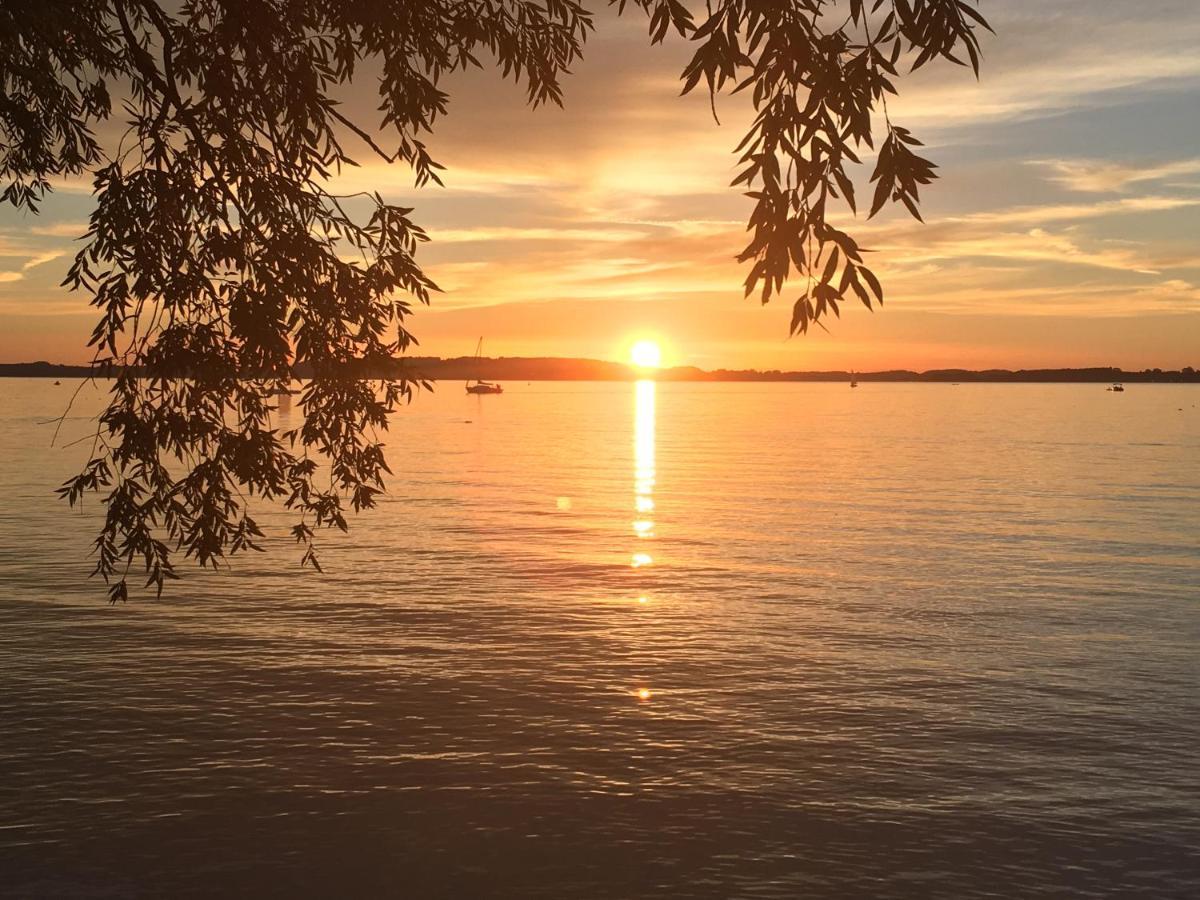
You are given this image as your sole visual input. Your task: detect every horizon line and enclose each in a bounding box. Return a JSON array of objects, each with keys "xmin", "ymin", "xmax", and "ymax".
[{"xmin": 2, "ymin": 357, "xmax": 1197, "ymax": 383}]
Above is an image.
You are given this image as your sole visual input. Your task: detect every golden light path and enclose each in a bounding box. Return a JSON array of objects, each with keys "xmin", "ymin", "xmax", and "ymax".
[
  {"xmin": 631, "ymin": 377, "xmax": 657, "ymax": 703},
  {"xmin": 633, "ymin": 379, "xmax": 656, "ymax": 550}
]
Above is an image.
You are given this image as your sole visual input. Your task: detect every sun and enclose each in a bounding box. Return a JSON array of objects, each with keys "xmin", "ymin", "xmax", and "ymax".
[{"xmin": 630, "ymin": 340, "xmax": 662, "ymax": 369}]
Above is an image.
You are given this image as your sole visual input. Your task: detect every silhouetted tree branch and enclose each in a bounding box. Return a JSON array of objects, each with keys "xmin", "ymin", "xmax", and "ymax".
[{"xmin": 0, "ymin": 0, "xmax": 988, "ymax": 600}]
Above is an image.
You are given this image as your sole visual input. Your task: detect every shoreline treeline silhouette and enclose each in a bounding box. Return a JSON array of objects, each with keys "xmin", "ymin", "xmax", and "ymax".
[
  {"xmin": 1, "ymin": 1, "xmax": 990, "ymax": 599},
  {"xmin": 4, "ymin": 360, "xmax": 1198, "ymax": 384}
]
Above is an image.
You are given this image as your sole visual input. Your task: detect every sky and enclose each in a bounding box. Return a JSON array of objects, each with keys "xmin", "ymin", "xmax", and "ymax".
[{"xmin": 2, "ymin": 1, "xmax": 1199, "ymax": 371}]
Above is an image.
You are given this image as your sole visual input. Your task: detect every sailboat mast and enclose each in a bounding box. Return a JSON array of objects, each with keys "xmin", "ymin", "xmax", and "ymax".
[{"xmin": 470, "ymin": 336, "xmax": 483, "ymax": 387}]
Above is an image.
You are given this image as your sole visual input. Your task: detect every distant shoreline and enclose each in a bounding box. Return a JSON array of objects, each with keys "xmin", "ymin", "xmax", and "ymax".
[{"xmin": 2, "ymin": 359, "xmax": 1197, "ymax": 383}]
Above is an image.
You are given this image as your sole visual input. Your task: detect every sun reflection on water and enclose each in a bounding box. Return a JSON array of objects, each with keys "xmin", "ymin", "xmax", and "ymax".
[
  {"xmin": 634, "ymin": 379, "xmax": 655, "ymax": 544},
  {"xmin": 631, "ymin": 380, "xmax": 658, "ymax": 705},
  {"xmin": 630, "ymin": 381, "xmax": 656, "ymax": 570},
  {"xmin": 633, "ymin": 381, "xmax": 662, "ymax": 705}
]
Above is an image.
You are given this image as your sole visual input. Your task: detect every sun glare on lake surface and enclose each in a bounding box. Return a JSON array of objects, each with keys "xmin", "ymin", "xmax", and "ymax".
[{"xmin": 630, "ymin": 340, "xmax": 662, "ymax": 368}]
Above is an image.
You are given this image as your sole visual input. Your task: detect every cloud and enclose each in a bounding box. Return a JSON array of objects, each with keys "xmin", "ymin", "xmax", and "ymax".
[
  {"xmin": 896, "ymin": 50, "xmax": 1200, "ymax": 135},
  {"xmin": 42, "ymin": 175, "xmax": 94, "ymax": 195},
  {"xmin": 0, "ymin": 249, "xmax": 69, "ymax": 284},
  {"xmin": 1031, "ymin": 158, "xmax": 1200, "ymax": 193},
  {"xmin": 22, "ymin": 250, "xmax": 66, "ymax": 270},
  {"xmin": 883, "ymin": 227, "xmax": 1161, "ymax": 275},
  {"xmin": 891, "ymin": 275, "xmax": 1200, "ymax": 318},
  {"xmin": 430, "ymin": 225, "xmax": 647, "ymax": 244},
  {"xmin": 618, "ymin": 218, "xmax": 743, "ymax": 237},
  {"xmin": 842, "ymin": 195, "xmax": 1200, "ymax": 243},
  {"xmin": 837, "ymin": 189, "xmax": 1200, "ymax": 284},
  {"xmin": 891, "ymin": 4, "xmax": 1200, "ymax": 137},
  {"xmin": 30, "ymin": 221, "xmax": 89, "ymax": 238},
  {"xmin": 955, "ymin": 195, "xmax": 1200, "ymax": 226},
  {"xmin": 323, "ymin": 162, "xmax": 567, "ymax": 200}
]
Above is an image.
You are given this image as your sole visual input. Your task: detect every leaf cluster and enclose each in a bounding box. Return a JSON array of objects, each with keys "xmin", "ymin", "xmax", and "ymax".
[
  {"xmin": 5, "ymin": 0, "xmax": 592, "ymax": 600},
  {"xmin": 1, "ymin": 0, "xmax": 988, "ymax": 598},
  {"xmin": 664, "ymin": 0, "xmax": 989, "ymax": 334}
]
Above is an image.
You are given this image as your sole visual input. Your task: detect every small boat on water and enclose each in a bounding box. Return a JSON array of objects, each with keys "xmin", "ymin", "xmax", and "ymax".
[
  {"xmin": 1108, "ymin": 383, "xmax": 1125, "ymax": 392},
  {"xmin": 465, "ymin": 337, "xmax": 503, "ymax": 395},
  {"xmin": 53, "ymin": 380, "xmax": 61, "ymax": 385},
  {"xmin": 850, "ymin": 371, "xmax": 859, "ymax": 388}
]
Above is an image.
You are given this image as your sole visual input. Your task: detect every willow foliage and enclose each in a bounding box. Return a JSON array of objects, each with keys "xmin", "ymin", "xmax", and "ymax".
[{"xmin": 0, "ymin": 0, "xmax": 989, "ymax": 599}]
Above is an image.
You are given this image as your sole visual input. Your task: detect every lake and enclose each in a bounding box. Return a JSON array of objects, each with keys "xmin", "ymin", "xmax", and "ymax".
[{"xmin": 1, "ymin": 378, "xmax": 1198, "ymax": 897}]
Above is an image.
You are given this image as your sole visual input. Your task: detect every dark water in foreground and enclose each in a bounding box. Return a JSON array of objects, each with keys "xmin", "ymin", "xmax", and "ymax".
[{"xmin": 1, "ymin": 379, "xmax": 1199, "ymax": 897}]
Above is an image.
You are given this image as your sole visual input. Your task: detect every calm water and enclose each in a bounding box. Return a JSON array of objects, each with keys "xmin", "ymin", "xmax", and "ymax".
[{"xmin": 1, "ymin": 378, "xmax": 1198, "ymax": 897}]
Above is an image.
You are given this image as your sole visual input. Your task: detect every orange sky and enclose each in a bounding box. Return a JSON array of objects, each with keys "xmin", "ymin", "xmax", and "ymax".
[{"xmin": 2, "ymin": 4, "xmax": 1199, "ymax": 370}]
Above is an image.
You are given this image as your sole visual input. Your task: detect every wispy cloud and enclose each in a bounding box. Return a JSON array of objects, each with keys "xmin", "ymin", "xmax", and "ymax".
[
  {"xmin": 431, "ymin": 225, "xmax": 646, "ymax": 244},
  {"xmin": 30, "ymin": 221, "xmax": 89, "ymax": 238},
  {"xmin": 955, "ymin": 195, "xmax": 1200, "ymax": 226},
  {"xmin": 22, "ymin": 250, "xmax": 66, "ymax": 270},
  {"xmin": 881, "ymin": 227, "xmax": 1161, "ymax": 275},
  {"xmin": 0, "ymin": 249, "xmax": 69, "ymax": 284},
  {"xmin": 1031, "ymin": 158, "xmax": 1200, "ymax": 192},
  {"xmin": 892, "ymin": 5, "xmax": 1200, "ymax": 136}
]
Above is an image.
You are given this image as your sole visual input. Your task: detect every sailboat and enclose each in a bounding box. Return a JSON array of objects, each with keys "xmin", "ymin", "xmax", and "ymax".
[
  {"xmin": 465, "ymin": 337, "xmax": 503, "ymax": 395},
  {"xmin": 850, "ymin": 371, "xmax": 859, "ymax": 388}
]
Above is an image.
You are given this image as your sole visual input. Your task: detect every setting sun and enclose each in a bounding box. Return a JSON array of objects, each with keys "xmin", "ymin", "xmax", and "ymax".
[{"xmin": 630, "ymin": 340, "xmax": 662, "ymax": 369}]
